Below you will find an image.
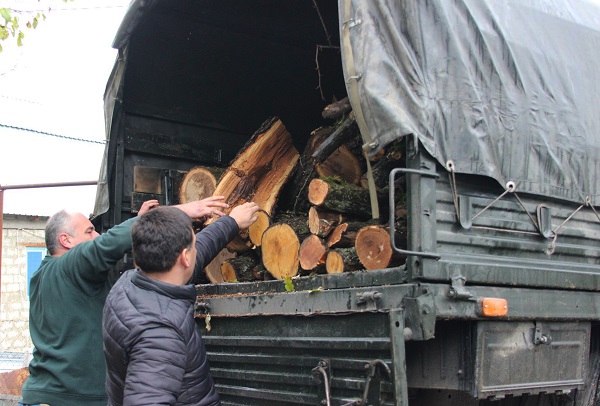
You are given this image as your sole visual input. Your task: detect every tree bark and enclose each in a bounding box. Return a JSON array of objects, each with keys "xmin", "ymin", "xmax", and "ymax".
[
  {"xmin": 308, "ymin": 177, "xmax": 372, "ymax": 218},
  {"xmin": 322, "ymin": 96, "xmax": 352, "ymax": 120},
  {"xmin": 272, "ymin": 211, "xmax": 311, "ymax": 241},
  {"xmin": 221, "ymin": 256, "xmax": 259, "ymax": 283},
  {"xmin": 261, "ymin": 223, "xmax": 300, "ymax": 279}
]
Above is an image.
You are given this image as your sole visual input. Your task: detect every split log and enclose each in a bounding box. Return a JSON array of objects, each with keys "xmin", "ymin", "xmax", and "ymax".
[
  {"xmin": 248, "ymin": 209, "xmax": 271, "ymax": 247},
  {"xmin": 299, "ymin": 234, "xmax": 328, "ymax": 271},
  {"xmin": 326, "ymin": 220, "xmax": 379, "ymax": 248},
  {"xmin": 179, "ymin": 166, "xmax": 225, "ymax": 203},
  {"xmin": 322, "ymin": 96, "xmax": 352, "ymax": 120},
  {"xmin": 325, "ymin": 247, "xmax": 362, "ymax": 274},
  {"xmin": 308, "ymin": 207, "xmax": 343, "ymax": 238},
  {"xmin": 207, "ymin": 117, "xmax": 299, "ymax": 224},
  {"xmin": 204, "ymin": 248, "xmax": 236, "ymax": 284},
  {"xmin": 355, "ymin": 225, "xmax": 403, "ymax": 270},
  {"xmin": 221, "ymin": 256, "xmax": 259, "ymax": 283},
  {"xmin": 261, "ymin": 223, "xmax": 300, "ymax": 279}
]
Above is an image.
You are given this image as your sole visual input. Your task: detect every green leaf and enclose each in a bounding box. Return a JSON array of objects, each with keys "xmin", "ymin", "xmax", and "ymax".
[
  {"xmin": 308, "ymin": 287, "xmax": 324, "ymax": 294},
  {"xmin": 17, "ymin": 30, "xmax": 23, "ymax": 46},
  {"xmin": 0, "ymin": 43, "xmax": 3, "ymax": 53},
  {"xmin": 284, "ymin": 276, "xmax": 295, "ymax": 292},
  {"xmin": 0, "ymin": 27, "xmax": 8, "ymax": 40},
  {"xmin": 0, "ymin": 8, "xmax": 11, "ymax": 22},
  {"xmin": 32, "ymin": 17, "xmax": 38, "ymax": 29}
]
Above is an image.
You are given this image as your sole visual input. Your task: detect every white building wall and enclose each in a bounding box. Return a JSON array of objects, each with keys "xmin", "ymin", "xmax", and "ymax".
[{"xmin": 1, "ymin": 214, "xmax": 47, "ymax": 362}]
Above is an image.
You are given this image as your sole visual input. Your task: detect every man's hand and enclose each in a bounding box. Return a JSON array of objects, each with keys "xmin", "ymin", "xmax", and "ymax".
[
  {"xmin": 138, "ymin": 199, "xmax": 160, "ymax": 215},
  {"xmin": 175, "ymin": 196, "xmax": 229, "ymax": 219},
  {"xmin": 229, "ymin": 202, "xmax": 260, "ymax": 229}
]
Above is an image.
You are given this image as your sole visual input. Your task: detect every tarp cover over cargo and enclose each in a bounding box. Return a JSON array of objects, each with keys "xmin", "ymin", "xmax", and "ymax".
[{"xmin": 346, "ymin": 0, "xmax": 600, "ymax": 206}]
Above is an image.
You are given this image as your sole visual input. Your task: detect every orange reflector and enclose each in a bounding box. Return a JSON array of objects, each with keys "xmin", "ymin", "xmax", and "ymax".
[{"xmin": 480, "ymin": 298, "xmax": 508, "ymax": 317}]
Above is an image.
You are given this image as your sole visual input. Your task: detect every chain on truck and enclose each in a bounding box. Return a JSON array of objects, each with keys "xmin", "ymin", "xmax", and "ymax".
[{"xmin": 92, "ymin": 1, "xmax": 600, "ymax": 405}]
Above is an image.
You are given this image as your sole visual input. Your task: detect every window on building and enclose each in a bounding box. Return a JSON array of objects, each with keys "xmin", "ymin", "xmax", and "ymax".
[{"xmin": 26, "ymin": 247, "xmax": 46, "ymax": 298}]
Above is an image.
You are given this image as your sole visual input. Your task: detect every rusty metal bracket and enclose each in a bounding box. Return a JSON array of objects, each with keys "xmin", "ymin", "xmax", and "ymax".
[
  {"xmin": 361, "ymin": 359, "xmax": 393, "ymax": 406},
  {"xmin": 312, "ymin": 359, "xmax": 332, "ymax": 406}
]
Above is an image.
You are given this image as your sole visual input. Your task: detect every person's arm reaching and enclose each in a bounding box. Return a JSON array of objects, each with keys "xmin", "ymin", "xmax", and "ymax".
[{"xmin": 191, "ymin": 202, "xmax": 260, "ymax": 284}]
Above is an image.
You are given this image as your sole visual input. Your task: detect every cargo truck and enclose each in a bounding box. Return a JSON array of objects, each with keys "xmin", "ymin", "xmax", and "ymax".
[{"xmin": 93, "ymin": 1, "xmax": 600, "ymax": 404}]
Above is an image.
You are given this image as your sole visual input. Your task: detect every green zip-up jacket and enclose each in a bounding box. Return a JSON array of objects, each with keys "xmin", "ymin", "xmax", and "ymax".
[{"xmin": 21, "ymin": 217, "xmax": 138, "ymax": 406}]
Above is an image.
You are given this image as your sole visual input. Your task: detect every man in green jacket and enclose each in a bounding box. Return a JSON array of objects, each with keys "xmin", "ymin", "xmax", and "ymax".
[{"xmin": 20, "ymin": 197, "xmax": 229, "ymax": 406}]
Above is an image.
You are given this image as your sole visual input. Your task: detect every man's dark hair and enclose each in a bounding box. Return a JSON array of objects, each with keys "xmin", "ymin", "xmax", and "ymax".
[{"xmin": 131, "ymin": 206, "xmax": 193, "ymax": 273}]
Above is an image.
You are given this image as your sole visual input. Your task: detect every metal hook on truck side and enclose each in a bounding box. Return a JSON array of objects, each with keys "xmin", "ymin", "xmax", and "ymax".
[{"xmin": 389, "ymin": 168, "xmax": 441, "ymax": 259}]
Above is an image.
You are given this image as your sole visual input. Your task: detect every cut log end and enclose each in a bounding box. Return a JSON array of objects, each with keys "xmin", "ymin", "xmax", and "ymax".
[
  {"xmin": 205, "ymin": 249, "xmax": 236, "ymax": 284},
  {"xmin": 299, "ymin": 234, "xmax": 328, "ymax": 270},
  {"xmin": 355, "ymin": 226, "xmax": 393, "ymax": 270},
  {"xmin": 325, "ymin": 250, "xmax": 344, "ymax": 274},
  {"xmin": 308, "ymin": 178, "xmax": 329, "ymax": 206},
  {"xmin": 179, "ymin": 166, "xmax": 218, "ymax": 203},
  {"xmin": 261, "ymin": 223, "xmax": 300, "ymax": 279},
  {"xmin": 248, "ymin": 210, "xmax": 271, "ymax": 247}
]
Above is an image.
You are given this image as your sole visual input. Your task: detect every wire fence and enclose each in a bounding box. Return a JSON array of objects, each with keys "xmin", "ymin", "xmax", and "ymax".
[{"xmin": 0, "ymin": 320, "xmax": 32, "ymax": 405}]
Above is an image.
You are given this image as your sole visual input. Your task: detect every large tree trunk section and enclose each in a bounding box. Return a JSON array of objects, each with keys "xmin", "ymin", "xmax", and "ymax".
[
  {"xmin": 248, "ymin": 210, "xmax": 271, "ymax": 247},
  {"xmin": 261, "ymin": 223, "xmax": 300, "ymax": 279},
  {"xmin": 308, "ymin": 177, "xmax": 372, "ymax": 218},
  {"xmin": 299, "ymin": 234, "xmax": 328, "ymax": 271},
  {"xmin": 326, "ymin": 247, "xmax": 361, "ymax": 274},
  {"xmin": 207, "ymin": 117, "xmax": 299, "ymax": 225},
  {"xmin": 221, "ymin": 256, "xmax": 259, "ymax": 283},
  {"xmin": 355, "ymin": 225, "xmax": 403, "ymax": 270},
  {"xmin": 204, "ymin": 248, "xmax": 236, "ymax": 284},
  {"xmin": 308, "ymin": 207, "xmax": 343, "ymax": 238},
  {"xmin": 179, "ymin": 166, "xmax": 224, "ymax": 203}
]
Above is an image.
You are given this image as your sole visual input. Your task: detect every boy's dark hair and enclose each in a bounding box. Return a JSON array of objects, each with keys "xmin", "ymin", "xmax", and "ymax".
[{"xmin": 131, "ymin": 206, "xmax": 193, "ymax": 273}]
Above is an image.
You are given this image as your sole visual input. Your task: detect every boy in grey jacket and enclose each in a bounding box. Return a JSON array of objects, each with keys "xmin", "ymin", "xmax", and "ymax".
[{"xmin": 103, "ymin": 202, "xmax": 258, "ymax": 406}]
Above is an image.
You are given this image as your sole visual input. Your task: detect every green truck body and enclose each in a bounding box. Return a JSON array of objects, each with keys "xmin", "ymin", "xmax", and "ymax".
[{"xmin": 94, "ymin": 1, "xmax": 600, "ymax": 404}]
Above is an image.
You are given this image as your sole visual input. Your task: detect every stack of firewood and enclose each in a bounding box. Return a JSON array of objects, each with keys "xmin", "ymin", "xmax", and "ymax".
[{"xmin": 178, "ymin": 98, "xmax": 407, "ymax": 283}]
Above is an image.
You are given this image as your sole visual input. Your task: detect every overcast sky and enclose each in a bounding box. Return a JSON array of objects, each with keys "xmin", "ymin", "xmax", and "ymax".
[{"xmin": 0, "ymin": 0, "xmax": 131, "ymax": 217}]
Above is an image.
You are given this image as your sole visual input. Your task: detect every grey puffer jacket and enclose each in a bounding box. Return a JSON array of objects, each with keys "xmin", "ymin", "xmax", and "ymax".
[{"xmin": 103, "ymin": 216, "xmax": 238, "ymax": 406}]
